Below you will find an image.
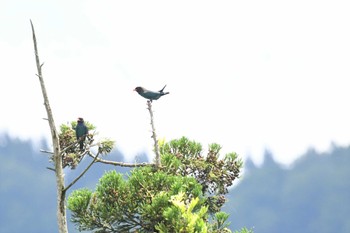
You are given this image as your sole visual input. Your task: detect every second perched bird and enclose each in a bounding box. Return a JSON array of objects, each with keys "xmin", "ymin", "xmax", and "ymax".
[
  {"xmin": 134, "ymin": 85, "xmax": 170, "ymax": 102},
  {"xmin": 75, "ymin": 117, "xmax": 88, "ymax": 151}
]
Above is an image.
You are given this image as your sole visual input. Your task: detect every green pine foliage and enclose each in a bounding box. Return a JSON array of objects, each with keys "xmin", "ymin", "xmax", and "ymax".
[
  {"xmin": 67, "ymin": 137, "xmax": 245, "ymax": 232},
  {"xmin": 155, "ymin": 192, "xmax": 209, "ymax": 233},
  {"xmin": 68, "ymin": 167, "xmax": 204, "ymax": 232},
  {"xmin": 160, "ymin": 137, "xmax": 243, "ymax": 213}
]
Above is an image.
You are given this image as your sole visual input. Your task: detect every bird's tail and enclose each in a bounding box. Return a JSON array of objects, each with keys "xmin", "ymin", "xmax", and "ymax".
[
  {"xmin": 161, "ymin": 92, "xmax": 170, "ymax": 96},
  {"xmin": 159, "ymin": 85, "xmax": 167, "ymax": 92}
]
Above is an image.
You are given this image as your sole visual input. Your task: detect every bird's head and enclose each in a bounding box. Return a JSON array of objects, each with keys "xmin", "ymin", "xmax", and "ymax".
[{"xmin": 134, "ymin": 87, "xmax": 144, "ymax": 94}]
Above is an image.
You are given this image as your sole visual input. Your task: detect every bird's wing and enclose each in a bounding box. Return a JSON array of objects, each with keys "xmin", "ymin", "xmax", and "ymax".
[{"xmin": 141, "ymin": 90, "xmax": 161, "ymax": 100}]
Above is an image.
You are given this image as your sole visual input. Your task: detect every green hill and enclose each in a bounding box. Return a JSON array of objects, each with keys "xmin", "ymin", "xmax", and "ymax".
[{"xmin": 225, "ymin": 146, "xmax": 350, "ymax": 233}]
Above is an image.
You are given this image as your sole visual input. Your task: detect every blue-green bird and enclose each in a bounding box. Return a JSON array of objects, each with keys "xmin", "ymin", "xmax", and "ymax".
[
  {"xmin": 134, "ymin": 85, "xmax": 170, "ymax": 102},
  {"xmin": 75, "ymin": 117, "xmax": 88, "ymax": 151}
]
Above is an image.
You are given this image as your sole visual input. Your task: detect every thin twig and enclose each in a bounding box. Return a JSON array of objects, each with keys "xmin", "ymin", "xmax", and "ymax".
[
  {"xmin": 40, "ymin": 149, "xmax": 54, "ymax": 154},
  {"xmin": 47, "ymin": 167, "xmax": 56, "ymax": 172},
  {"xmin": 147, "ymin": 100, "xmax": 160, "ymax": 168}
]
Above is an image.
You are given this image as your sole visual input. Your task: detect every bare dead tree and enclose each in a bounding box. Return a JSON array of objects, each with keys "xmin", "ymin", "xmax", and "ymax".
[
  {"xmin": 30, "ymin": 20, "xmax": 156, "ymax": 233},
  {"xmin": 30, "ymin": 20, "xmax": 68, "ymax": 233}
]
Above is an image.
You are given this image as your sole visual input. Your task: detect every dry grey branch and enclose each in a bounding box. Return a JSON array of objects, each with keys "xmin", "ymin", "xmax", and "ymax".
[
  {"xmin": 87, "ymin": 152, "xmax": 155, "ymax": 167},
  {"xmin": 147, "ymin": 100, "xmax": 160, "ymax": 168}
]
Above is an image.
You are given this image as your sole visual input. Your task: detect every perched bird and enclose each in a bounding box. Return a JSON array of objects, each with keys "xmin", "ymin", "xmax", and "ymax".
[
  {"xmin": 75, "ymin": 117, "xmax": 88, "ymax": 151},
  {"xmin": 134, "ymin": 85, "xmax": 170, "ymax": 102}
]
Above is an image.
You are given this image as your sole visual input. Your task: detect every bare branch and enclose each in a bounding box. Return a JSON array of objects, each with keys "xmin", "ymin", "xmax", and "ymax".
[
  {"xmin": 64, "ymin": 151, "xmax": 100, "ymax": 192},
  {"xmin": 87, "ymin": 152, "xmax": 154, "ymax": 167},
  {"xmin": 147, "ymin": 100, "xmax": 160, "ymax": 168},
  {"xmin": 40, "ymin": 149, "xmax": 54, "ymax": 154},
  {"xmin": 47, "ymin": 167, "xmax": 56, "ymax": 172}
]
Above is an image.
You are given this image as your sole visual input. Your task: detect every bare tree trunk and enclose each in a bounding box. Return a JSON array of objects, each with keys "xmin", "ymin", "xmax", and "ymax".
[{"xmin": 30, "ymin": 20, "xmax": 68, "ymax": 233}]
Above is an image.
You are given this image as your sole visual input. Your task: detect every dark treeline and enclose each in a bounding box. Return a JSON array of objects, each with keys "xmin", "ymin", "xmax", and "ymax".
[
  {"xmin": 225, "ymin": 146, "xmax": 350, "ymax": 233},
  {"xmin": 1, "ymin": 133, "xmax": 349, "ymax": 233}
]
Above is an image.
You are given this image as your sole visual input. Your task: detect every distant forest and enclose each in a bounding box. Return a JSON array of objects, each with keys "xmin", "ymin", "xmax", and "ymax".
[
  {"xmin": 1, "ymin": 133, "xmax": 349, "ymax": 233},
  {"xmin": 225, "ymin": 146, "xmax": 350, "ymax": 233}
]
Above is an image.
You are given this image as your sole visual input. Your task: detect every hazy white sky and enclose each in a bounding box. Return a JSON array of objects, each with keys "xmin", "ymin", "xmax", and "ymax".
[{"xmin": 1, "ymin": 0, "xmax": 350, "ymax": 165}]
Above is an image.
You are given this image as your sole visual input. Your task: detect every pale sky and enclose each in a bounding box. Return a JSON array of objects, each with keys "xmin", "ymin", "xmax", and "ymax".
[{"xmin": 1, "ymin": 0, "xmax": 350, "ymax": 165}]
